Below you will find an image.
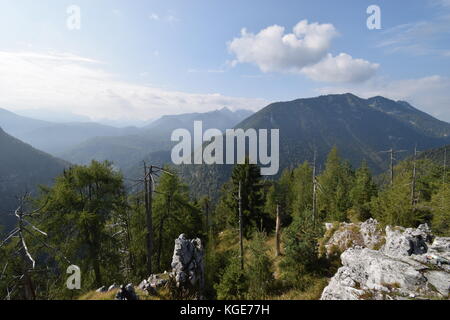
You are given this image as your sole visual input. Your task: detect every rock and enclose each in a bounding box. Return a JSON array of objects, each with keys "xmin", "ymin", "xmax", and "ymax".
[
  {"xmin": 321, "ymin": 218, "xmax": 384, "ymax": 257},
  {"xmin": 171, "ymin": 234, "xmax": 204, "ymax": 290},
  {"xmin": 360, "ymin": 219, "xmax": 384, "ymax": 249},
  {"xmin": 425, "ymin": 271, "xmax": 450, "ymax": 296},
  {"xmin": 382, "ymin": 224, "xmax": 431, "ymax": 257},
  {"xmin": 96, "ymin": 286, "xmax": 107, "ymax": 293},
  {"xmin": 321, "ymin": 222, "xmax": 450, "ymax": 300},
  {"xmin": 115, "ymin": 283, "xmax": 138, "ymax": 300},
  {"xmin": 108, "ymin": 284, "xmax": 119, "ymax": 292},
  {"xmin": 138, "ymin": 279, "xmax": 148, "ymax": 291}
]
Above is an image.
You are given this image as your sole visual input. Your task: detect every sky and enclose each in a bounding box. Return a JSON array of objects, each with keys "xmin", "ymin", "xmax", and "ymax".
[{"xmin": 1, "ymin": 0, "xmax": 450, "ymax": 123}]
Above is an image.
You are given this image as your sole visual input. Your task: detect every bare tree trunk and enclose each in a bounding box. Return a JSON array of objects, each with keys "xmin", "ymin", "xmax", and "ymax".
[
  {"xmin": 21, "ymin": 253, "xmax": 36, "ymax": 300},
  {"xmin": 275, "ymin": 204, "xmax": 281, "ymax": 257},
  {"xmin": 238, "ymin": 182, "xmax": 244, "ymax": 271},
  {"xmin": 144, "ymin": 164, "xmax": 153, "ymax": 276}
]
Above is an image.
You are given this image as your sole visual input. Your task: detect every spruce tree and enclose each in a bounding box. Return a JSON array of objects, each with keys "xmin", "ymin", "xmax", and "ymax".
[{"xmin": 349, "ymin": 161, "xmax": 378, "ymax": 221}]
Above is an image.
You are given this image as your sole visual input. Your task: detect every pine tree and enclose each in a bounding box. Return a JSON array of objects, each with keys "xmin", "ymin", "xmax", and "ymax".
[
  {"xmin": 265, "ymin": 169, "xmax": 294, "ymax": 225},
  {"xmin": 349, "ymin": 161, "xmax": 378, "ymax": 221},
  {"xmin": 431, "ymin": 183, "xmax": 450, "ymax": 236},
  {"xmin": 280, "ymin": 212, "xmax": 324, "ymax": 290},
  {"xmin": 214, "ymin": 253, "xmax": 248, "ymax": 300},
  {"xmin": 291, "ymin": 162, "xmax": 314, "ymax": 219},
  {"xmin": 245, "ymin": 232, "xmax": 274, "ymax": 299},
  {"xmin": 318, "ymin": 147, "xmax": 354, "ymax": 222},
  {"xmin": 223, "ymin": 160, "xmax": 266, "ymax": 237}
]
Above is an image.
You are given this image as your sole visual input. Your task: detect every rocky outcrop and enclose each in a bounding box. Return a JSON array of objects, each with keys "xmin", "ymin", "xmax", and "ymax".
[
  {"xmin": 321, "ymin": 221, "xmax": 450, "ymax": 300},
  {"xmin": 97, "ymin": 234, "xmax": 205, "ymax": 299},
  {"xmin": 138, "ymin": 234, "xmax": 205, "ymax": 298},
  {"xmin": 321, "ymin": 218, "xmax": 384, "ymax": 257},
  {"xmin": 171, "ymin": 234, "xmax": 204, "ymax": 290}
]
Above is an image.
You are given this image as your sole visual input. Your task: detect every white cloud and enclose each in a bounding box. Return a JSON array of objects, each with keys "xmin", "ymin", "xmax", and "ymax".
[
  {"xmin": 0, "ymin": 51, "xmax": 267, "ymax": 121},
  {"xmin": 317, "ymin": 75, "xmax": 450, "ymax": 122},
  {"xmin": 228, "ymin": 20, "xmax": 378, "ymax": 83},
  {"xmin": 228, "ymin": 20, "xmax": 338, "ymax": 73},
  {"xmin": 301, "ymin": 53, "xmax": 379, "ymax": 83}
]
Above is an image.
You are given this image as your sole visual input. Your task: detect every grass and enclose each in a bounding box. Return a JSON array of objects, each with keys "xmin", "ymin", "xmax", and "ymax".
[
  {"xmin": 269, "ymin": 277, "xmax": 329, "ymax": 300},
  {"xmin": 78, "ymin": 287, "xmax": 172, "ymax": 300}
]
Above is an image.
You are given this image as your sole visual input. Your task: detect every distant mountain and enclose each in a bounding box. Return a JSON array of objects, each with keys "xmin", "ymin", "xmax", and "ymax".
[
  {"xmin": 0, "ymin": 108, "xmax": 51, "ymax": 137},
  {"xmin": 20, "ymin": 123, "xmax": 140, "ymax": 154},
  {"xmin": 144, "ymin": 107, "xmax": 254, "ymax": 133},
  {"xmin": 0, "ymin": 127, "xmax": 68, "ymax": 231},
  {"xmin": 60, "ymin": 108, "xmax": 254, "ymax": 170},
  {"xmin": 14, "ymin": 108, "xmax": 92, "ymax": 123},
  {"xmin": 178, "ymin": 94, "xmax": 450, "ymax": 199},
  {"xmin": 0, "ymin": 108, "xmax": 140, "ymax": 154}
]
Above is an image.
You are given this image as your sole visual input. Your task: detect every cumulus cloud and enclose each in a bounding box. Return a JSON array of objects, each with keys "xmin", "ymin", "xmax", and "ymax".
[
  {"xmin": 301, "ymin": 53, "xmax": 379, "ymax": 83},
  {"xmin": 0, "ymin": 51, "xmax": 267, "ymax": 121},
  {"xmin": 228, "ymin": 20, "xmax": 338, "ymax": 73},
  {"xmin": 228, "ymin": 20, "xmax": 378, "ymax": 83},
  {"xmin": 317, "ymin": 75, "xmax": 450, "ymax": 122}
]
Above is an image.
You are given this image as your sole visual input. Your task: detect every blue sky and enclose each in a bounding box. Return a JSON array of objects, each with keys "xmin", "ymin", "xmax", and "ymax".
[{"xmin": 1, "ymin": 0, "xmax": 450, "ymax": 123}]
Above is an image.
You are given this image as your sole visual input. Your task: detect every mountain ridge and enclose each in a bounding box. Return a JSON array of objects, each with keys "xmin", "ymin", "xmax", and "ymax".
[
  {"xmin": 0, "ymin": 127, "xmax": 68, "ymax": 231},
  {"xmin": 178, "ymin": 93, "xmax": 450, "ymax": 199}
]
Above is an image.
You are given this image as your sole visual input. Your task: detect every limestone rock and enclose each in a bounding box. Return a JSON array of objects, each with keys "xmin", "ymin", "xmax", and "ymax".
[
  {"xmin": 171, "ymin": 234, "xmax": 204, "ymax": 290},
  {"xmin": 322, "ymin": 218, "xmax": 384, "ymax": 257},
  {"xmin": 382, "ymin": 224, "xmax": 431, "ymax": 257},
  {"xmin": 321, "ymin": 222, "xmax": 450, "ymax": 300}
]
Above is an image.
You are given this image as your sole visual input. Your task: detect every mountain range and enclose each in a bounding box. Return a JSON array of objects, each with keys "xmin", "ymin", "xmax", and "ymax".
[
  {"xmin": 178, "ymin": 93, "xmax": 450, "ymax": 198},
  {"xmin": 0, "ymin": 127, "xmax": 68, "ymax": 231},
  {"xmin": 1, "ymin": 93, "xmax": 450, "ymax": 217},
  {"xmin": 58, "ymin": 108, "xmax": 253, "ymax": 172}
]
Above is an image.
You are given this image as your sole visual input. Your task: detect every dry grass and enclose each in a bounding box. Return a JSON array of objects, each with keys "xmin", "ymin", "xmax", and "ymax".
[
  {"xmin": 77, "ymin": 287, "xmax": 171, "ymax": 301},
  {"xmin": 269, "ymin": 278, "xmax": 329, "ymax": 300}
]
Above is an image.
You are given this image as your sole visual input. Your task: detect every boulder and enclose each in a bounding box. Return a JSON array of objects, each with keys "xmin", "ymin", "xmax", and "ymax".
[
  {"xmin": 321, "ymin": 222, "xmax": 450, "ymax": 300},
  {"xmin": 382, "ymin": 224, "xmax": 431, "ymax": 257},
  {"xmin": 171, "ymin": 234, "xmax": 204, "ymax": 290},
  {"xmin": 115, "ymin": 283, "xmax": 138, "ymax": 300},
  {"xmin": 321, "ymin": 218, "xmax": 384, "ymax": 257}
]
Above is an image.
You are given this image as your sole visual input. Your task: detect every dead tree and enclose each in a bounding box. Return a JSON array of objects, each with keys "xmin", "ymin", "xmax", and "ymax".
[
  {"xmin": 444, "ymin": 147, "xmax": 448, "ymax": 185},
  {"xmin": 0, "ymin": 195, "xmax": 67, "ymax": 300},
  {"xmin": 380, "ymin": 148, "xmax": 407, "ymax": 186},
  {"xmin": 238, "ymin": 181, "xmax": 244, "ymax": 270},
  {"xmin": 275, "ymin": 204, "xmax": 281, "ymax": 257},
  {"xmin": 411, "ymin": 146, "xmax": 421, "ymax": 206},
  {"xmin": 140, "ymin": 163, "xmax": 173, "ymax": 276},
  {"xmin": 312, "ymin": 150, "xmax": 317, "ymax": 226}
]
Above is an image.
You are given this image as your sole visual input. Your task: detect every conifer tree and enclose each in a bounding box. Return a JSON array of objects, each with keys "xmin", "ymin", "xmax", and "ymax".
[
  {"xmin": 317, "ymin": 147, "xmax": 354, "ymax": 221},
  {"xmin": 349, "ymin": 160, "xmax": 378, "ymax": 221}
]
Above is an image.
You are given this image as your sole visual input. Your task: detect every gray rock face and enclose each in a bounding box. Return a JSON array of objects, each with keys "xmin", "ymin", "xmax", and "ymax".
[
  {"xmin": 382, "ymin": 224, "xmax": 431, "ymax": 257},
  {"xmin": 171, "ymin": 234, "xmax": 204, "ymax": 290},
  {"xmin": 321, "ymin": 222, "xmax": 450, "ymax": 300},
  {"xmin": 323, "ymin": 218, "xmax": 384, "ymax": 257}
]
